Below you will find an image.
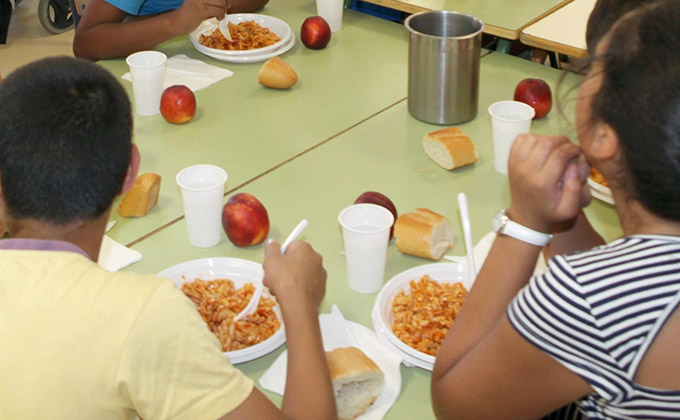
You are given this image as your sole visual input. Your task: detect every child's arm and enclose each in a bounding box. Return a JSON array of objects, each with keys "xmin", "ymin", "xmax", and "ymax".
[
  {"xmin": 431, "ymin": 134, "xmax": 593, "ymax": 419},
  {"xmin": 543, "ymin": 210, "xmax": 606, "ymax": 261},
  {"xmin": 221, "ymin": 239, "xmax": 337, "ymax": 420},
  {"xmin": 230, "ymin": 0, "xmax": 269, "ymax": 13},
  {"xmin": 73, "ymin": 0, "xmax": 227, "ymax": 60}
]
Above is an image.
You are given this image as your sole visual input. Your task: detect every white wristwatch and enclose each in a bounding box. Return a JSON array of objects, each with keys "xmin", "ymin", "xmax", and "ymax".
[{"xmin": 492, "ymin": 209, "xmax": 553, "ymax": 246}]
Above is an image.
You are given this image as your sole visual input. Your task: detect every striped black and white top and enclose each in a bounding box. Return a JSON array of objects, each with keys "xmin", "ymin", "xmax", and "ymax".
[{"xmin": 508, "ymin": 235, "xmax": 680, "ymax": 419}]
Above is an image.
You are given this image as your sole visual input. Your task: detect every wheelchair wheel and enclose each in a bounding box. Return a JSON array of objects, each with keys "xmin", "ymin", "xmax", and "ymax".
[{"xmin": 37, "ymin": 0, "xmax": 73, "ymax": 34}]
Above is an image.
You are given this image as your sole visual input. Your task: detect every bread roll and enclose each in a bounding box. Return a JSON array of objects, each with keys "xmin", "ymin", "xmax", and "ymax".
[
  {"xmin": 423, "ymin": 127, "xmax": 479, "ymax": 170},
  {"xmin": 258, "ymin": 57, "xmax": 298, "ymax": 89},
  {"xmin": 326, "ymin": 347, "xmax": 385, "ymax": 420},
  {"xmin": 394, "ymin": 208, "xmax": 454, "ymax": 260},
  {"xmin": 118, "ymin": 173, "xmax": 161, "ymax": 217}
]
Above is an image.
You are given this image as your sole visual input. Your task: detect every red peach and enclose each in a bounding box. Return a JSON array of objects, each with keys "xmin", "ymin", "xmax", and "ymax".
[
  {"xmin": 222, "ymin": 193, "xmax": 270, "ymax": 247},
  {"xmin": 513, "ymin": 78, "xmax": 552, "ymax": 119}
]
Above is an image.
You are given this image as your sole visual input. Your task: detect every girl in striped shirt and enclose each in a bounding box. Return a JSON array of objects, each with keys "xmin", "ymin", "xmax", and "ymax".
[{"xmin": 431, "ymin": 1, "xmax": 680, "ymax": 419}]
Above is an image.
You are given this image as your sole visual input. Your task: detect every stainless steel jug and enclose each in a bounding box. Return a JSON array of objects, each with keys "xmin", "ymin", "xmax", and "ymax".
[{"xmin": 405, "ymin": 11, "xmax": 484, "ymax": 125}]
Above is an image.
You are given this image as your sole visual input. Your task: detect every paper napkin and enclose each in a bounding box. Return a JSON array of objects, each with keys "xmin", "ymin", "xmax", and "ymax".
[
  {"xmin": 97, "ymin": 221, "xmax": 142, "ymax": 272},
  {"xmin": 122, "ymin": 54, "xmax": 234, "ymax": 92},
  {"xmin": 259, "ymin": 305, "xmax": 403, "ymax": 420}
]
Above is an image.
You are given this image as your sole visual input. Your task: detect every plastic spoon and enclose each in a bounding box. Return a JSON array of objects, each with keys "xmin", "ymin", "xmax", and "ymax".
[
  {"xmin": 233, "ymin": 219, "xmax": 308, "ymax": 322},
  {"xmin": 457, "ymin": 192, "xmax": 478, "ymax": 281},
  {"xmin": 218, "ymin": 13, "xmax": 233, "ymax": 42}
]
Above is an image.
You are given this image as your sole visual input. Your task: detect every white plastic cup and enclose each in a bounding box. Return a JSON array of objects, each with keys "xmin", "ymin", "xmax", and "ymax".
[
  {"xmin": 338, "ymin": 204, "xmax": 394, "ymax": 294},
  {"xmin": 126, "ymin": 51, "xmax": 167, "ymax": 116},
  {"xmin": 488, "ymin": 100, "xmax": 535, "ymax": 174},
  {"xmin": 315, "ymin": 0, "xmax": 343, "ymax": 32},
  {"xmin": 176, "ymin": 165, "xmax": 227, "ymax": 248}
]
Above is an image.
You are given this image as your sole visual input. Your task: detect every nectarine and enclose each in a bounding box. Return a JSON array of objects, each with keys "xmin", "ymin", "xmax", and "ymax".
[
  {"xmin": 222, "ymin": 193, "xmax": 270, "ymax": 247},
  {"xmin": 301, "ymin": 16, "xmax": 331, "ymax": 50},
  {"xmin": 354, "ymin": 191, "xmax": 398, "ymax": 239},
  {"xmin": 514, "ymin": 78, "xmax": 552, "ymax": 119},
  {"xmin": 160, "ymin": 85, "xmax": 196, "ymax": 124}
]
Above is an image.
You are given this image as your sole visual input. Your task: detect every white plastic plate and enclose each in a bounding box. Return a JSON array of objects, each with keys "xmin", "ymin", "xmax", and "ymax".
[
  {"xmin": 195, "ymin": 33, "xmax": 296, "ymax": 63},
  {"xmin": 587, "ymin": 177, "xmax": 614, "ymax": 205},
  {"xmin": 372, "ymin": 262, "xmax": 471, "ymax": 370},
  {"xmin": 190, "ymin": 14, "xmax": 292, "ymax": 57},
  {"xmin": 157, "ymin": 257, "xmax": 286, "ymax": 364}
]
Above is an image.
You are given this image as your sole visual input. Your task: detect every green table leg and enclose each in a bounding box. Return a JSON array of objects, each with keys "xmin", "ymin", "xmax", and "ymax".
[{"xmin": 496, "ymin": 38, "xmax": 512, "ymax": 54}]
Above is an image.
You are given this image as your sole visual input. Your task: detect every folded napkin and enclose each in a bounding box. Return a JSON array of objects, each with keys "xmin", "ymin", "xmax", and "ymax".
[
  {"xmin": 259, "ymin": 305, "xmax": 403, "ymax": 420},
  {"xmin": 122, "ymin": 54, "xmax": 233, "ymax": 92},
  {"xmin": 97, "ymin": 221, "xmax": 142, "ymax": 272}
]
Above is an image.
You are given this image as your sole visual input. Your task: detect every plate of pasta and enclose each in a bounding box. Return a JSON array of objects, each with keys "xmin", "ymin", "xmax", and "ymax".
[
  {"xmin": 157, "ymin": 257, "xmax": 286, "ymax": 364},
  {"xmin": 372, "ymin": 262, "xmax": 472, "ymax": 370},
  {"xmin": 197, "ymin": 33, "xmax": 296, "ymax": 63},
  {"xmin": 190, "ymin": 14, "xmax": 295, "ymax": 62}
]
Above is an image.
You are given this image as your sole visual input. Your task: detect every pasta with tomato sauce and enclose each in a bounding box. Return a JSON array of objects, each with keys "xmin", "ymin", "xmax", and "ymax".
[
  {"xmin": 199, "ymin": 20, "xmax": 281, "ymax": 51},
  {"xmin": 181, "ymin": 278, "xmax": 280, "ymax": 351},
  {"xmin": 391, "ymin": 275, "xmax": 467, "ymax": 356}
]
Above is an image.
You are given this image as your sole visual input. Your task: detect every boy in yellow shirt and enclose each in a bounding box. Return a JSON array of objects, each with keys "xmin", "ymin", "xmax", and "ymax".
[{"xmin": 0, "ymin": 56, "xmax": 336, "ymax": 420}]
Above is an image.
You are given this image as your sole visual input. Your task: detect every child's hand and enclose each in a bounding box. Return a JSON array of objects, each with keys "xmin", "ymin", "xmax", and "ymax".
[
  {"xmin": 262, "ymin": 239, "xmax": 327, "ymax": 314},
  {"xmin": 506, "ymin": 134, "xmax": 591, "ymax": 233},
  {"xmin": 174, "ymin": 0, "xmax": 228, "ymax": 34}
]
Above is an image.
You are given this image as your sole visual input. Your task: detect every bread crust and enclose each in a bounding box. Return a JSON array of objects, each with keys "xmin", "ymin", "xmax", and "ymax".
[
  {"xmin": 258, "ymin": 56, "xmax": 298, "ymax": 89},
  {"xmin": 428, "ymin": 126, "xmax": 463, "ymax": 137},
  {"xmin": 326, "ymin": 347, "xmax": 382, "ymax": 381},
  {"xmin": 118, "ymin": 173, "xmax": 161, "ymax": 218},
  {"xmin": 394, "ymin": 208, "xmax": 454, "ymax": 260},
  {"xmin": 423, "ymin": 127, "xmax": 479, "ymax": 170},
  {"xmin": 326, "ymin": 347, "xmax": 384, "ymax": 420}
]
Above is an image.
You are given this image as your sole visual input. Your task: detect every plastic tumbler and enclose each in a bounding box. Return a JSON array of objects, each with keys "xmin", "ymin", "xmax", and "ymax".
[
  {"xmin": 126, "ymin": 51, "xmax": 167, "ymax": 116},
  {"xmin": 315, "ymin": 0, "xmax": 343, "ymax": 32},
  {"xmin": 176, "ymin": 164, "xmax": 227, "ymax": 248},
  {"xmin": 488, "ymin": 101, "xmax": 536, "ymax": 174},
  {"xmin": 338, "ymin": 204, "xmax": 394, "ymax": 294}
]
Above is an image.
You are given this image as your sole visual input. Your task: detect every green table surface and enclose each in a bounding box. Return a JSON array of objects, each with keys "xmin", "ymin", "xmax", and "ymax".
[
  {"xmin": 99, "ymin": 0, "xmax": 412, "ymax": 246},
  {"xmin": 356, "ymin": 0, "xmax": 570, "ymax": 40},
  {"xmin": 125, "ymin": 50, "xmax": 622, "ymax": 419}
]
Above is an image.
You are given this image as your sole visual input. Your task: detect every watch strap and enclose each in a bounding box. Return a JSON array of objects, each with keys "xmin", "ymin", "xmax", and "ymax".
[
  {"xmin": 502, "ymin": 219, "xmax": 553, "ymax": 246},
  {"xmin": 494, "ymin": 209, "xmax": 553, "ymax": 246}
]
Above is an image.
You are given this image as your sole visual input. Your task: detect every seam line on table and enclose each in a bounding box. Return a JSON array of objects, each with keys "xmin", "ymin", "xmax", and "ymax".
[
  {"xmin": 124, "ymin": 97, "xmax": 408, "ymax": 249},
  {"xmin": 516, "ymin": 0, "xmax": 573, "ymax": 35},
  {"xmin": 518, "ymin": 34, "xmax": 586, "ymax": 58},
  {"xmin": 125, "ymin": 50, "xmax": 495, "ymax": 248}
]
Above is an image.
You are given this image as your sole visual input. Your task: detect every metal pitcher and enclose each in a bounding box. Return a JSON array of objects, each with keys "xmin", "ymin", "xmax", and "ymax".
[{"xmin": 405, "ymin": 10, "xmax": 484, "ymax": 125}]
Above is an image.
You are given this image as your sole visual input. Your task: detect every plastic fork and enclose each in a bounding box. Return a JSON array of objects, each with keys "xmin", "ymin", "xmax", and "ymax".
[
  {"xmin": 218, "ymin": 13, "xmax": 233, "ymax": 42},
  {"xmin": 233, "ymin": 219, "xmax": 308, "ymax": 322}
]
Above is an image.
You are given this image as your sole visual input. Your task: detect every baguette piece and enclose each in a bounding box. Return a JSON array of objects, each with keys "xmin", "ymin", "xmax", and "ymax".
[
  {"xmin": 394, "ymin": 208, "xmax": 454, "ymax": 260},
  {"xmin": 326, "ymin": 347, "xmax": 385, "ymax": 420},
  {"xmin": 258, "ymin": 57, "xmax": 298, "ymax": 89},
  {"xmin": 118, "ymin": 173, "xmax": 161, "ymax": 217},
  {"xmin": 423, "ymin": 127, "xmax": 479, "ymax": 170}
]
